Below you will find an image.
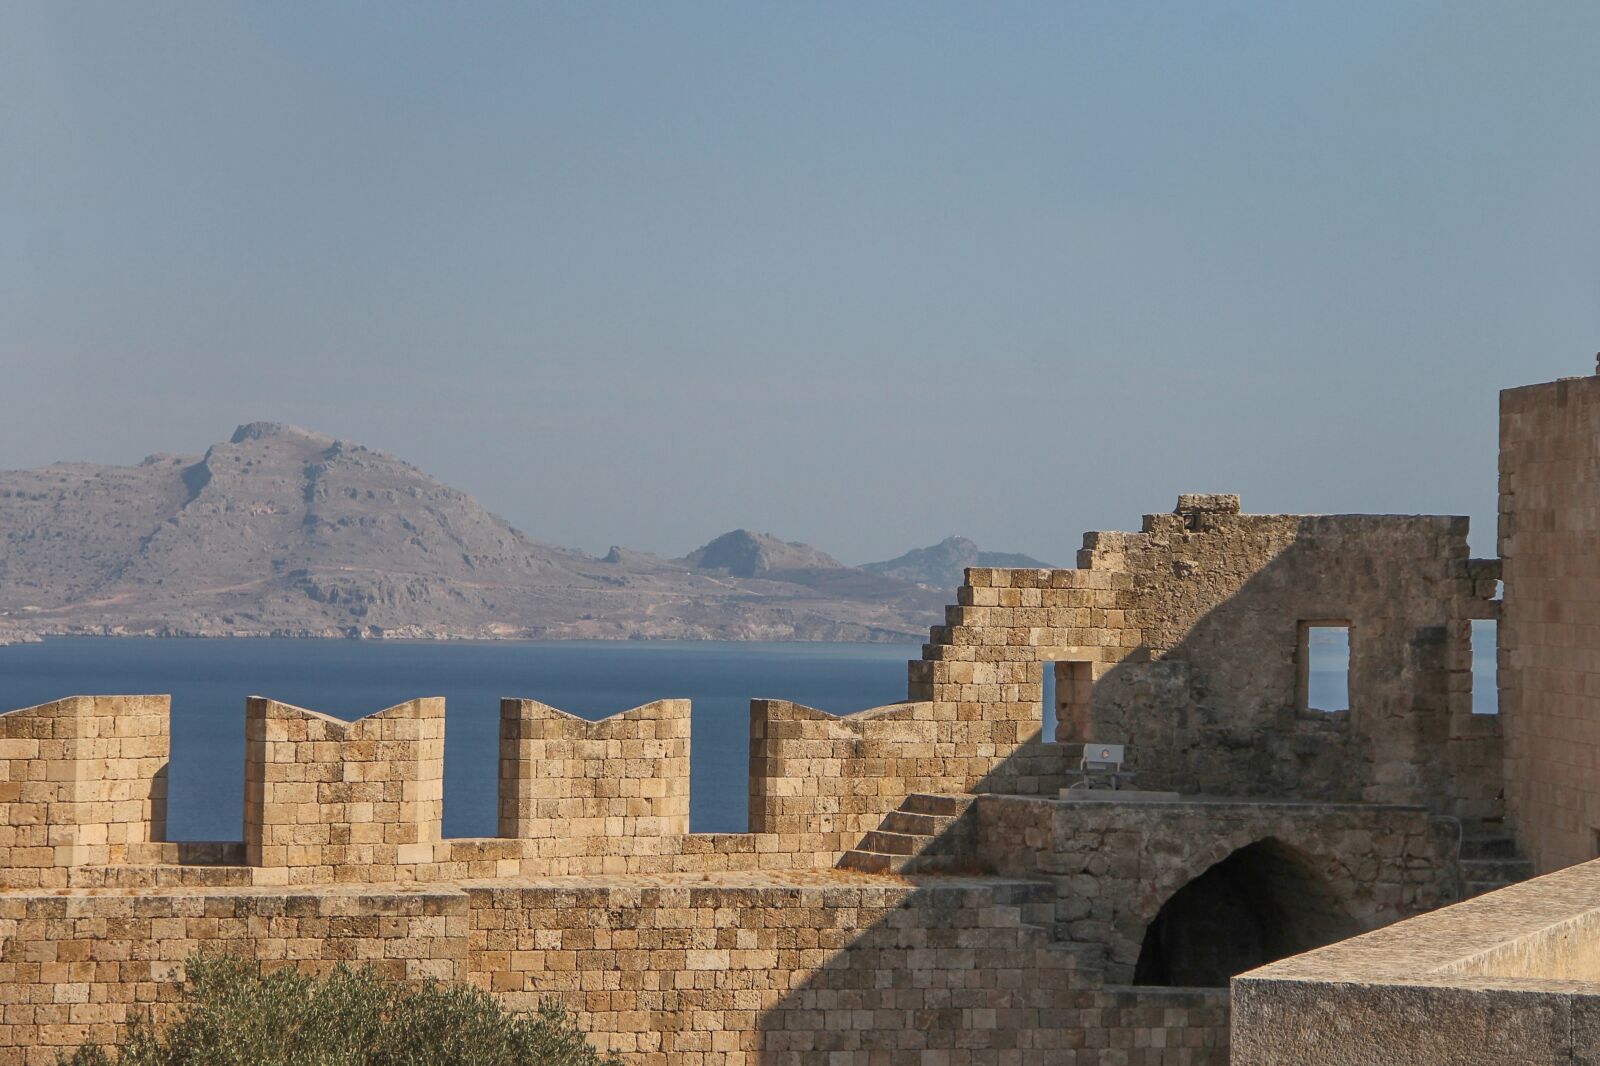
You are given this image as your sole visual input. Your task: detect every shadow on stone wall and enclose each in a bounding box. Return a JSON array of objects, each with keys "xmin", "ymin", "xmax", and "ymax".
[
  {"xmin": 1131, "ymin": 838, "xmax": 1360, "ymax": 987},
  {"xmin": 765, "ymin": 519, "xmax": 1489, "ymax": 1056},
  {"xmin": 961, "ymin": 512, "xmax": 1495, "ymax": 813}
]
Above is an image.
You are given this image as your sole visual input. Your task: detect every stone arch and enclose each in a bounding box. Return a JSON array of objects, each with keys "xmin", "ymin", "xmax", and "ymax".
[{"xmin": 1132, "ymin": 837, "xmax": 1360, "ymax": 988}]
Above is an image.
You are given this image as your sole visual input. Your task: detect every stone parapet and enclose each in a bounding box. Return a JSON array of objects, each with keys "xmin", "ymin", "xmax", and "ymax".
[
  {"xmin": 1232, "ymin": 857, "xmax": 1600, "ymax": 1065},
  {"xmin": 748, "ymin": 698, "xmax": 1040, "ymax": 864}
]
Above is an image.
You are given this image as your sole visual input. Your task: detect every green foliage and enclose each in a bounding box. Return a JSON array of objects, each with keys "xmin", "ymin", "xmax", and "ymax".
[{"xmin": 60, "ymin": 954, "xmax": 621, "ymax": 1066}]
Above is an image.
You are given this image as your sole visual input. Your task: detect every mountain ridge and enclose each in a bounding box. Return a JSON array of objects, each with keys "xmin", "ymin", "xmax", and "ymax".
[{"xmin": 0, "ymin": 425, "xmax": 1043, "ymax": 644}]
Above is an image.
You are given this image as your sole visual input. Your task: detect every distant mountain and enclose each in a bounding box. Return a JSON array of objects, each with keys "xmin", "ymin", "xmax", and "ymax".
[
  {"xmin": 863, "ymin": 536, "xmax": 1054, "ymax": 590},
  {"xmin": 681, "ymin": 530, "xmax": 843, "ymax": 577},
  {"xmin": 0, "ymin": 424, "xmax": 946, "ymax": 642}
]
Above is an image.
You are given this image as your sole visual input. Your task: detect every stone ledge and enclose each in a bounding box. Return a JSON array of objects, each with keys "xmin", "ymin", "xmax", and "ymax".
[{"xmin": 1232, "ymin": 859, "xmax": 1600, "ymax": 1065}]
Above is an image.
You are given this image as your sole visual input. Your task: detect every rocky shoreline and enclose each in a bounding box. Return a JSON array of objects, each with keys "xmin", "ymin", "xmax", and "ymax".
[{"xmin": 0, "ymin": 616, "xmax": 921, "ymax": 645}]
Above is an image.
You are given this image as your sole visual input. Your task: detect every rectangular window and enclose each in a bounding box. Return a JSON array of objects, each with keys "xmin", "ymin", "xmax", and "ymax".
[
  {"xmin": 1298, "ymin": 622, "xmax": 1351, "ymax": 713},
  {"xmin": 1471, "ymin": 619, "xmax": 1499, "ymax": 715},
  {"xmin": 1043, "ymin": 661, "xmax": 1094, "ymax": 743}
]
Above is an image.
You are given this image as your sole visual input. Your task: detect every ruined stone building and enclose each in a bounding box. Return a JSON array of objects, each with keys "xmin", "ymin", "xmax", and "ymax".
[
  {"xmin": 0, "ymin": 368, "xmax": 1597, "ymax": 1064},
  {"xmin": 1234, "ymin": 370, "xmax": 1600, "ymax": 1065}
]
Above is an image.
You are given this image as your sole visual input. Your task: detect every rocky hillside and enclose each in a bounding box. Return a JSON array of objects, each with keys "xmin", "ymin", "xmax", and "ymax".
[
  {"xmin": 0, "ymin": 424, "xmax": 950, "ymax": 642},
  {"xmin": 863, "ymin": 536, "xmax": 1054, "ymax": 590}
]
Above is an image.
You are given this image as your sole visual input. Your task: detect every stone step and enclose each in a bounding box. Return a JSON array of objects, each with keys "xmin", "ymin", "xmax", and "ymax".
[
  {"xmin": 837, "ymin": 850, "xmax": 898, "ymax": 874},
  {"xmin": 901, "ymin": 793, "xmax": 973, "ymax": 818},
  {"xmin": 837, "ymin": 849, "xmax": 979, "ymax": 875},
  {"xmin": 879, "ymin": 810, "xmax": 960, "ymax": 837},
  {"xmin": 857, "ymin": 830, "xmax": 923, "ymax": 856},
  {"xmin": 1460, "ymin": 835, "xmax": 1520, "ymax": 861},
  {"xmin": 1460, "ymin": 857, "xmax": 1535, "ymax": 883}
]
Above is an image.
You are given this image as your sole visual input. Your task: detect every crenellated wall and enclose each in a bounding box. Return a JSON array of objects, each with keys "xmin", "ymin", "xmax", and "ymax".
[
  {"xmin": 499, "ymin": 698, "xmax": 689, "ymax": 843},
  {"xmin": 0, "ymin": 696, "xmax": 168, "ymax": 888},
  {"xmin": 0, "ymin": 494, "xmax": 1522, "ymax": 1063},
  {"xmin": 747, "ymin": 699, "xmax": 938, "ymax": 860},
  {"xmin": 244, "ymin": 697, "xmax": 444, "ymax": 881},
  {"xmin": 0, "ymin": 496, "xmax": 1504, "ymax": 888}
]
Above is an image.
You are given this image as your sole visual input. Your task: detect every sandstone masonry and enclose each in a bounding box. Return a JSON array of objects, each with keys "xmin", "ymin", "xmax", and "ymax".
[{"xmin": 0, "ymin": 488, "xmax": 1523, "ymax": 1063}]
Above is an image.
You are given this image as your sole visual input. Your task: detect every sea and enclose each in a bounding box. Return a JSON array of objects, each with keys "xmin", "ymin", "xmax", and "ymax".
[{"xmin": 0, "ymin": 628, "xmax": 1499, "ymax": 841}]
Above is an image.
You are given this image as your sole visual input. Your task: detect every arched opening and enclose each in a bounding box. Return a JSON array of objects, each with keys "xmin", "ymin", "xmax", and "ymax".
[{"xmin": 1133, "ymin": 839, "xmax": 1360, "ymax": 987}]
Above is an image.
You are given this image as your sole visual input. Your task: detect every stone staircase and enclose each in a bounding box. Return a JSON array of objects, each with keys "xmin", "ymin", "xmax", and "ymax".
[
  {"xmin": 1459, "ymin": 829, "xmax": 1535, "ymax": 898},
  {"xmin": 837, "ymin": 793, "xmax": 979, "ymax": 874}
]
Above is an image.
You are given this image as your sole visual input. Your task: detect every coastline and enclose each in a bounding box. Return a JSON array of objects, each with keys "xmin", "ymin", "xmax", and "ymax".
[{"xmin": 0, "ymin": 621, "xmax": 926, "ymax": 645}]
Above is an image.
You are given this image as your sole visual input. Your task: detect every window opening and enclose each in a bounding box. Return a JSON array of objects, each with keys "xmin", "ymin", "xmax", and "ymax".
[
  {"xmin": 1298, "ymin": 623, "xmax": 1350, "ymax": 713},
  {"xmin": 1044, "ymin": 661, "xmax": 1093, "ymax": 743},
  {"xmin": 1471, "ymin": 619, "xmax": 1499, "ymax": 715}
]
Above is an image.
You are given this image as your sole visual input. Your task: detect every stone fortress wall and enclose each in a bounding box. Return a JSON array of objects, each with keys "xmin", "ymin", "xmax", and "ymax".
[
  {"xmin": 1231, "ymin": 369, "xmax": 1600, "ymax": 1065},
  {"xmin": 0, "ymin": 482, "xmax": 1521, "ymax": 1063}
]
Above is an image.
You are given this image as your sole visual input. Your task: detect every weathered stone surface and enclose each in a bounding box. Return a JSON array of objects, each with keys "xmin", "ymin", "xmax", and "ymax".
[
  {"xmin": 1232, "ymin": 857, "xmax": 1600, "ymax": 1065},
  {"xmin": 970, "ymin": 795, "xmax": 1458, "ymax": 982},
  {"xmin": 0, "ymin": 486, "xmax": 1532, "ymax": 1062},
  {"xmin": 1500, "ymin": 375, "xmax": 1600, "ymax": 874},
  {"xmin": 1227, "ymin": 368, "xmax": 1600, "ymax": 1064}
]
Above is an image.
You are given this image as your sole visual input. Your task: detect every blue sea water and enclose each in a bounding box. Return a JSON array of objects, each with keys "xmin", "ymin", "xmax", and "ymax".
[{"xmin": 0, "ymin": 638, "xmax": 920, "ymax": 840}]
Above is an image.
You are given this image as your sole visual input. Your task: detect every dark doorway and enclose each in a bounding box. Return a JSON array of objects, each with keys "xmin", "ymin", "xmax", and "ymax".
[{"xmin": 1133, "ymin": 839, "xmax": 1359, "ymax": 987}]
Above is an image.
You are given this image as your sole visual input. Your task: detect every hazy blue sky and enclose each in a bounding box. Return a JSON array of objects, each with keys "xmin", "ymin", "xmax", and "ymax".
[{"xmin": 3, "ymin": 3, "xmax": 1596, "ymax": 563}]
